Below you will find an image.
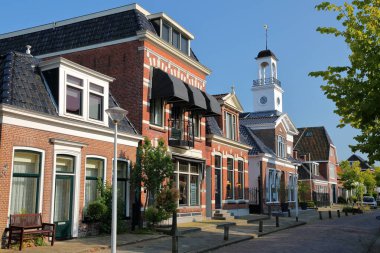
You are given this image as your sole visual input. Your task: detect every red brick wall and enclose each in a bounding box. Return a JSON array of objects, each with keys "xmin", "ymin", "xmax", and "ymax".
[{"xmin": 0, "ymin": 123, "xmax": 137, "ymax": 235}]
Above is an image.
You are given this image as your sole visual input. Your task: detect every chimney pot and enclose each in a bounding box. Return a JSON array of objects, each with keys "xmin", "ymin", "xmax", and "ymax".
[{"xmin": 26, "ymin": 45, "xmax": 32, "ymax": 55}]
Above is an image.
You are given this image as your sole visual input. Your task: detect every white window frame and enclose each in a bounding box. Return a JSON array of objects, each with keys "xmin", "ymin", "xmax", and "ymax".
[
  {"xmin": 329, "ymin": 163, "xmax": 336, "ymax": 179},
  {"xmin": 237, "ymin": 159, "xmax": 245, "ymax": 200},
  {"xmin": 84, "ymin": 156, "xmax": 107, "ymax": 209},
  {"xmin": 277, "ymin": 136, "xmax": 286, "ymax": 158},
  {"xmin": 288, "ymin": 173, "xmax": 296, "ymax": 202},
  {"xmin": 149, "ymin": 98, "xmax": 164, "ymax": 127},
  {"xmin": 88, "ymin": 82, "xmax": 105, "ymax": 122},
  {"xmin": 173, "ymin": 161, "xmax": 201, "ymax": 207},
  {"xmin": 226, "ymin": 156, "xmax": 235, "ymax": 200},
  {"xmin": 224, "ymin": 112, "xmax": 237, "ymax": 140},
  {"xmin": 266, "ymin": 169, "xmax": 280, "ymax": 203},
  {"xmin": 115, "ymin": 159, "xmax": 131, "ymax": 218},
  {"xmin": 8, "ymin": 147, "xmax": 45, "ymax": 221}
]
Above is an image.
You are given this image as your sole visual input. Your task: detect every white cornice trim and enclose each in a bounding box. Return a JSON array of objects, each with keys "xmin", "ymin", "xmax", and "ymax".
[
  {"xmin": 206, "ymin": 134, "xmax": 251, "ymax": 151},
  {"xmin": 39, "ymin": 57, "xmax": 115, "ymax": 82},
  {"xmin": 0, "ymin": 3, "xmax": 150, "ymax": 40},
  {"xmin": 137, "ymin": 30, "xmax": 211, "ymax": 75},
  {"xmin": 50, "ymin": 138, "xmax": 88, "ymax": 148},
  {"xmin": 147, "ymin": 12, "xmax": 194, "ymax": 40},
  {"xmin": 0, "ymin": 105, "xmax": 143, "ymax": 144}
]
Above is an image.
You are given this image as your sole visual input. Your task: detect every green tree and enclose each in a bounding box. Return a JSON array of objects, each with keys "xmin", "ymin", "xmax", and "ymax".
[
  {"xmin": 309, "ymin": 1, "xmax": 380, "ymax": 163},
  {"xmin": 374, "ymin": 167, "xmax": 380, "ymax": 186},
  {"xmin": 132, "ymin": 137, "xmax": 174, "ymax": 209},
  {"xmin": 339, "ymin": 161, "xmax": 362, "ymax": 191},
  {"xmin": 362, "ymin": 169, "xmax": 376, "ymax": 195}
]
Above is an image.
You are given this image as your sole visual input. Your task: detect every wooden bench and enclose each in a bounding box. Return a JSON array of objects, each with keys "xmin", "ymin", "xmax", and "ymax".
[{"xmin": 8, "ymin": 213, "xmax": 55, "ymax": 251}]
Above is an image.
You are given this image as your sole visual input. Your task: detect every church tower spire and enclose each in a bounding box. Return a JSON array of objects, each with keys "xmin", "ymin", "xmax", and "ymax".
[{"xmin": 251, "ymin": 48, "xmax": 283, "ymax": 113}]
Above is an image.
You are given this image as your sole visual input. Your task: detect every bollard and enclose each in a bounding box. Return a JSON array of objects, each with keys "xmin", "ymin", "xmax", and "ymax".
[
  {"xmin": 224, "ymin": 226, "xmax": 229, "ymax": 241},
  {"xmin": 276, "ymin": 216, "xmax": 279, "ymax": 227},
  {"xmin": 288, "ymin": 209, "xmax": 291, "ymax": 217},
  {"xmin": 337, "ymin": 210, "xmax": 341, "ymax": 218},
  {"xmin": 296, "ymin": 216, "xmax": 299, "ymax": 222},
  {"xmin": 345, "ymin": 210, "xmax": 348, "ymax": 216},
  {"xmin": 319, "ymin": 211, "xmax": 323, "ymax": 220},
  {"xmin": 259, "ymin": 220, "xmax": 263, "ymax": 232},
  {"xmin": 328, "ymin": 210, "xmax": 332, "ymax": 219}
]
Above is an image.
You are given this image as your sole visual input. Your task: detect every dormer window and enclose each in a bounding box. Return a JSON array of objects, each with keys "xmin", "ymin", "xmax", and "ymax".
[
  {"xmin": 66, "ymin": 75, "xmax": 83, "ymax": 116},
  {"xmin": 89, "ymin": 83, "xmax": 104, "ymax": 121},
  {"xmin": 40, "ymin": 57, "xmax": 113, "ymax": 126},
  {"xmin": 149, "ymin": 15, "xmax": 193, "ymax": 56},
  {"xmin": 224, "ymin": 111, "xmax": 237, "ymax": 140}
]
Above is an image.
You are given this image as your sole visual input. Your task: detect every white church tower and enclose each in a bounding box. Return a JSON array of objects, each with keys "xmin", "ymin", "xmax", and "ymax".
[{"xmin": 252, "ymin": 49, "xmax": 284, "ymax": 113}]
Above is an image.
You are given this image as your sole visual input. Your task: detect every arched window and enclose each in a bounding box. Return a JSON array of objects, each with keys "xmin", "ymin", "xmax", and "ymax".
[{"xmin": 260, "ymin": 62, "xmax": 270, "ymax": 80}]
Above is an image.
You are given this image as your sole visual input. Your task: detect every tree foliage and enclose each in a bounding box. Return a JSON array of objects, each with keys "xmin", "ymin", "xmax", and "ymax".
[
  {"xmin": 374, "ymin": 167, "xmax": 380, "ymax": 186},
  {"xmin": 310, "ymin": 1, "xmax": 380, "ymax": 163},
  {"xmin": 132, "ymin": 137, "xmax": 174, "ymax": 209}
]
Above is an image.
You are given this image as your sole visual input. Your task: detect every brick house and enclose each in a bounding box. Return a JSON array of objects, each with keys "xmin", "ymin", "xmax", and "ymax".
[
  {"xmin": 239, "ymin": 49, "xmax": 300, "ymax": 213},
  {"xmin": 205, "ymin": 90, "xmax": 251, "ymax": 217},
  {"xmin": 0, "ymin": 4, "xmax": 251, "ymax": 222},
  {"xmin": 0, "ymin": 51, "xmax": 142, "ymax": 240},
  {"xmin": 294, "ymin": 126, "xmax": 340, "ymax": 204},
  {"xmin": 347, "ymin": 154, "xmax": 374, "ymax": 171}
]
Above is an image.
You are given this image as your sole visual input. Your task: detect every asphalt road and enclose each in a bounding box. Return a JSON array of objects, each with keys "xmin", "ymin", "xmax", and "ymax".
[{"xmin": 215, "ymin": 210, "xmax": 380, "ymax": 253}]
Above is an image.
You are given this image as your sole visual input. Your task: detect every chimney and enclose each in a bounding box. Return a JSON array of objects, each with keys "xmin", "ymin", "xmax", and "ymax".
[
  {"xmin": 26, "ymin": 45, "xmax": 32, "ymax": 55},
  {"xmin": 293, "ymin": 149, "xmax": 298, "ymax": 159}
]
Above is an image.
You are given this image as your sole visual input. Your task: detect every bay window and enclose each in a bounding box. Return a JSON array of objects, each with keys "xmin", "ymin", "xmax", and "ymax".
[
  {"xmin": 10, "ymin": 150, "xmax": 42, "ymax": 214},
  {"xmin": 85, "ymin": 158, "xmax": 104, "ymax": 208},
  {"xmin": 226, "ymin": 158, "xmax": 234, "ymax": 199}
]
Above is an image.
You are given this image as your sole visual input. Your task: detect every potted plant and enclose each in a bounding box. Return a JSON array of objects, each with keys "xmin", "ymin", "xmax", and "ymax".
[{"xmin": 298, "ymin": 181, "xmax": 309, "ymax": 210}]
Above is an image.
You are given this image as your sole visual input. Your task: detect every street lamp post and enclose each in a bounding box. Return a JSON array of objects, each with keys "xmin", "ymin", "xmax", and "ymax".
[{"xmin": 106, "ymin": 106, "xmax": 128, "ymax": 253}]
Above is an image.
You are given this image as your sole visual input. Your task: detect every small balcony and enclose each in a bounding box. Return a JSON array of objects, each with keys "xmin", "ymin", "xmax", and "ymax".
[
  {"xmin": 252, "ymin": 77, "xmax": 281, "ymax": 87},
  {"xmin": 168, "ymin": 118, "xmax": 194, "ymax": 149}
]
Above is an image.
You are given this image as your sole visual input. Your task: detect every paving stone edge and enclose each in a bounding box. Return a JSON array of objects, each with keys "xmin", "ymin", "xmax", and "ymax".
[{"xmin": 258, "ymin": 221, "xmax": 307, "ymax": 237}]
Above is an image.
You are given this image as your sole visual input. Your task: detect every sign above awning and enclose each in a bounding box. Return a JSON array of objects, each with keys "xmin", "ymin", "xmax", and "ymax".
[{"xmin": 151, "ymin": 68, "xmax": 221, "ymax": 116}]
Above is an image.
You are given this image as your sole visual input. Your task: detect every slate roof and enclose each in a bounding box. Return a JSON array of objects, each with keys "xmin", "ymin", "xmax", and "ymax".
[
  {"xmin": 239, "ymin": 125, "xmax": 276, "ymax": 156},
  {"xmin": 293, "ymin": 127, "xmax": 333, "ymax": 161},
  {"xmin": 0, "ymin": 51, "xmax": 138, "ymax": 135},
  {"xmin": 347, "ymin": 154, "xmax": 373, "ymax": 170},
  {"xmin": 298, "ymin": 163, "xmax": 328, "ymax": 181},
  {"xmin": 240, "ymin": 110, "xmax": 282, "ymax": 125},
  {"xmin": 0, "ymin": 7, "xmax": 199, "ymax": 62},
  {"xmin": 205, "ymin": 116, "xmax": 223, "ymax": 136},
  {"xmin": 212, "ymin": 93, "xmax": 228, "ymax": 100}
]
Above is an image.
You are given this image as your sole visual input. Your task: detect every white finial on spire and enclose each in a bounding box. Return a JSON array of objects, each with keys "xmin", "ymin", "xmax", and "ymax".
[
  {"xmin": 264, "ymin": 25, "xmax": 268, "ymax": 50},
  {"xmin": 231, "ymin": 84, "xmax": 235, "ymax": 94}
]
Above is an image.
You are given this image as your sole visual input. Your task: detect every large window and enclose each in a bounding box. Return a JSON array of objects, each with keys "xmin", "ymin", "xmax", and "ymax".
[
  {"xmin": 266, "ymin": 169, "xmax": 280, "ymax": 202},
  {"xmin": 66, "ymin": 75, "xmax": 83, "ymax": 116},
  {"xmin": 89, "ymin": 83, "xmax": 104, "ymax": 121},
  {"xmin": 160, "ymin": 22, "xmax": 190, "ymax": 56},
  {"xmin": 173, "ymin": 161, "xmax": 200, "ymax": 206},
  {"xmin": 225, "ymin": 112, "xmax": 237, "ymax": 140},
  {"xmin": 215, "ymin": 155, "xmax": 222, "ymax": 169},
  {"xmin": 277, "ymin": 136, "xmax": 286, "ymax": 158},
  {"xmin": 329, "ymin": 163, "xmax": 336, "ymax": 179},
  {"xmin": 117, "ymin": 160, "xmax": 130, "ymax": 217},
  {"xmin": 85, "ymin": 158, "xmax": 104, "ymax": 208},
  {"xmin": 288, "ymin": 174, "xmax": 296, "ymax": 202},
  {"xmin": 237, "ymin": 160, "xmax": 244, "ymax": 199},
  {"xmin": 10, "ymin": 151, "xmax": 42, "ymax": 214},
  {"xmin": 226, "ymin": 158, "xmax": 234, "ymax": 199},
  {"xmin": 149, "ymin": 98, "xmax": 163, "ymax": 126}
]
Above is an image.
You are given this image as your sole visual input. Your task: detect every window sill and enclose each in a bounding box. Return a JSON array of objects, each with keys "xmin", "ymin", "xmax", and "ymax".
[
  {"xmin": 194, "ymin": 137, "xmax": 202, "ymax": 142},
  {"xmin": 149, "ymin": 124, "xmax": 166, "ymax": 133}
]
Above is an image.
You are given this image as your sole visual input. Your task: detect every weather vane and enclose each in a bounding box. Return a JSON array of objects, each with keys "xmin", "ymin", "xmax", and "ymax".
[{"xmin": 264, "ymin": 24, "xmax": 268, "ymax": 50}]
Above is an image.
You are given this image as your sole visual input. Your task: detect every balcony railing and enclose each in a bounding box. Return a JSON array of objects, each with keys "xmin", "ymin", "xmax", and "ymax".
[
  {"xmin": 168, "ymin": 118, "xmax": 194, "ymax": 149},
  {"xmin": 252, "ymin": 77, "xmax": 281, "ymax": 87}
]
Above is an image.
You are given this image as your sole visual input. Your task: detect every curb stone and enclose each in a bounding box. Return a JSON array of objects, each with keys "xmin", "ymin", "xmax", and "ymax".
[
  {"xmin": 258, "ymin": 221, "xmax": 307, "ymax": 237},
  {"xmin": 189, "ymin": 235, "xmax": 254, "ymax": 253}
]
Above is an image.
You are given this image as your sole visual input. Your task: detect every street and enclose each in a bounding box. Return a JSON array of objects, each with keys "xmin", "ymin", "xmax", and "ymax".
[{"xmin": 215, "ymin": 210, "xmax": 380, "ymax": 253}]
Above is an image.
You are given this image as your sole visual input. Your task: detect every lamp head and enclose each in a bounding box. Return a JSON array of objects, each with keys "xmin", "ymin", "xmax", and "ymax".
[{"xmin": 106, "ymin": 106, "xmax": 128, "ymax": 124}]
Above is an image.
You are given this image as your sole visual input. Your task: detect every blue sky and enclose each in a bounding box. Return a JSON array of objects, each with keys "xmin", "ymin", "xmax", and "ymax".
[{"xmin": 0, "ymin": 0, "xmax": 366, "ymax": 163}]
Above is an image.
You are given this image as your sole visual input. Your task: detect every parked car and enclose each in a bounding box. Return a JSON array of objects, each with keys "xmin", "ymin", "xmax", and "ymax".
[{"xmin": 362, "ymin": 196, "xmax": 377, "ymax": 209}]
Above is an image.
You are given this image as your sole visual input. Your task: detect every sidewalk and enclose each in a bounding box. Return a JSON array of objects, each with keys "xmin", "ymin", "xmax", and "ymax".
[{"xmin": 0, "ymin": 209, "xmax": 332, "ymax": 253}]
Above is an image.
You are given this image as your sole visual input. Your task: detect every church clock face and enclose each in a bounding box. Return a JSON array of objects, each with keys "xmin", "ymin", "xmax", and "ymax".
[{"xmin": 260, "ymin": 96, "xmax": 267, "ymax": 104}]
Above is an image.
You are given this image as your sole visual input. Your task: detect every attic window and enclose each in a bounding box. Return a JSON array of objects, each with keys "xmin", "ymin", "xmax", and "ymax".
[
  {"xmin": 158, "ymin": 21, "xmax": 190, "ymax": 56},
  {"xmin": 305, "ymin": 131, "xmax": 313, "ymax": 137}
]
